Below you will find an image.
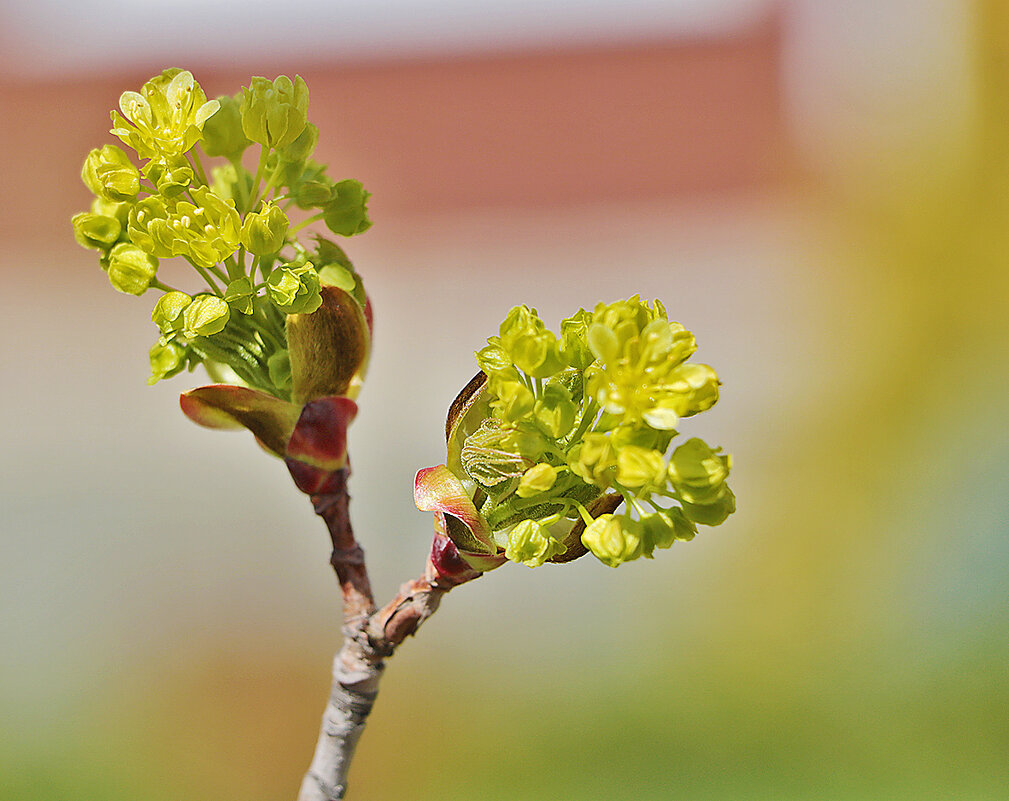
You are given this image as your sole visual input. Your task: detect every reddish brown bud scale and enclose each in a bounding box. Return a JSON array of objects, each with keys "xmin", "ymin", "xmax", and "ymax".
[
  {"xmin": 428, "ymin": 533, "xmax": 485, "ymax": 587},
  {"xmin": 179, "ymin": 384, "xmax": 302, "ymax": 458},
  {"xmin": 287, "ymin": 396, "xmax": 358, "ymax": 471}
]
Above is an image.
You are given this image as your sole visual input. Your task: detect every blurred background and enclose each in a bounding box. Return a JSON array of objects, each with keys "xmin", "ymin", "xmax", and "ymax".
[{"xmin": 2, "ymin": 1, "xmax": 1007, "ymax": 799}]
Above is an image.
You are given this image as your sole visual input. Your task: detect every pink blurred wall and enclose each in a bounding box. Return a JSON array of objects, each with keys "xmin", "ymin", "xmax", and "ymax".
[{"xmin": 1, "ymin": 15, "xmax": 784, "ymax": 246}]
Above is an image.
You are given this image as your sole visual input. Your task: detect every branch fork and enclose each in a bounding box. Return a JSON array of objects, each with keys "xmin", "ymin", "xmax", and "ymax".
[{"xmin": 295, "ymin": 467, "xmax": 469, "ymax": 801}]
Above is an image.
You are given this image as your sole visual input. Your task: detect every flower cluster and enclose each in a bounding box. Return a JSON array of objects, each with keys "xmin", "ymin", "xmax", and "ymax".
[
  {"xmin": 72, "ymin": 68, "xmax": 371, "ymax": 399},
  {"xmin": 417, "ymin": 298, "xmax": 734, "ymax": 571}
]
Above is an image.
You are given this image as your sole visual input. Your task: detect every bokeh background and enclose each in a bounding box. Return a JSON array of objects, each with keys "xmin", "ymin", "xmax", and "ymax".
[{"xmin": 2, "ymin": 1, "xmax": 1007, "ymax": 799}]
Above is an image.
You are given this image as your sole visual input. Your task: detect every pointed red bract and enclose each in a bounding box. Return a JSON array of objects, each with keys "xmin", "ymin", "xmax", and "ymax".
[
  {"xmin": 429, "ymin": 532, "xmax": 487, "ymax": 586},
  {"xmin": 286, "ymin": 395, "xmax": 358, "ymax": 471},
  {"xmin": 415, "ymin": 465, "xmax": 504, "ymax": 571}
]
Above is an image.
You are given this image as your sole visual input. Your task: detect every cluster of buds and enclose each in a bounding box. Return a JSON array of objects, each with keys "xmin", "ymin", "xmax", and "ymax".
[
  {"xmin": 416, "ymin": 298, "xmax": 734, "ymax": 573},
  {"xmin": 72, "ymin": 68, "xmax": 371, "ymax": 399},
  {"xmin": 74, "ymin": 68, "xmax": 735, "ymax": 585}
]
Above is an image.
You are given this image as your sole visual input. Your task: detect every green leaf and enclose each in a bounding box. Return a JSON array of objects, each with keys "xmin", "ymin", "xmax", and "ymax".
[
  {"xmin": 317, "ymin": 263, "xmax": 356, "ymax": 291},
  {"xmin": 460, "ymin": 418, "xmax": 527, "ymax": 488}
]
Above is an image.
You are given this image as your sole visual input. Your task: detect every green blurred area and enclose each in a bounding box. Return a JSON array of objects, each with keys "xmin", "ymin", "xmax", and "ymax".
[{"xmin": 5, "ymin": 4, "xmax": 1009, "ymax": 800}]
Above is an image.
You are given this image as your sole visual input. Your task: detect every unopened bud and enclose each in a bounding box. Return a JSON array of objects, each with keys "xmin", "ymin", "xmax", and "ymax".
[
  {"xmin": 107, "ymin": 243, "xmax": 158, "ymax": 295},
  {"xmin": 241, "ymin": 202, "xmax": 289, "ymax": 255},
  {"xmin": 580, "ymin": 514, "xmax": 644, "ymax": 568},
  {"xmin": 182, "ymin": 294, "xmax": 230, "ymax": 338},
  {"xmin": 240, "ymin": 75, "xmax": 309, "ymax": 149},
  {"xmin": 82, "ymin": 144, "xmax": 140, "ymax": 202},
  {"xmin": 516, "ymin": 463, "xmax": 558, "ymax": 498},
  {"xmin": 72, "ymin": 212, "xmax": 121, "ymax": 251}
]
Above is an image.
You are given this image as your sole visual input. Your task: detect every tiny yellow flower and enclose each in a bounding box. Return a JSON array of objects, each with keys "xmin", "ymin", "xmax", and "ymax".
[{"xmin": 111, "ymin": 69, "xmax": 219, "ymax": 159}]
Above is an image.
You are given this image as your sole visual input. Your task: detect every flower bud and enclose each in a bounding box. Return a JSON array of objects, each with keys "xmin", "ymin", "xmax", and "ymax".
[
  {"xmin": 322, "ymin": 179, "xmax": 372, "ymax": 236},
  {"xmin": 587, "ymin": 322, "xmax": 620, "ymax": 365},
  {"xmin": 200, "ymin": 93, "xmax": 251, "ymax": 158},
  {"xmin": 560, "ymin": 308, "xmax": 595, "ymax": 369},
  {"xmin": 223, "ymin": 277, "xmax": 255, "ymax": 314},
  {"xmin": 182, "ymin": 294, "xmax": 230, "ymax": 338},
  {"xmin": 504, "ymin": 519, "xmax": 566, "ymax": 568},
  {"xmin": 148, "ymin": 339, "xmax": 188, "ymax": 385},
  {"xmin": 516, "ymin": 463, "xmax": 558, "ymax": 498},
  {"xmin": 106, "ymin": 243, "xmax": 158, "ymax": 295},
  {"xmin": 510, "ymin": 329, "xmax": 564, "ymax": 378},
  {"xmin": 241, "ymin": 201, "xmax": 289, "ymax": 255},
  {"xmin": 152, "ymin": 291, "xmax": 192, "ymax": 334},
  {"xmin": 681, "ymin": 488, "xmax": 736, "ymax": 526},
  {"xmin": 475, "ymin": 339, "xmax": 512, "ymax": 375},
  {"xmin": 666, "ymin": 321, "xmax": 698, "ymax": 367},
  {"xmin": 569, "ymin": 432, "xmax": 618, "ymax": 488},
  {"xmin": 533, "ymin": 383, "xmax": 577, "ymax": 438},
  {"xmin": 145, "ymin": 156, "xmax": 193, "ymax": 198},
  {"xmin": 499, "ymin": 305, "xmax": 545, "ymax": 349},
  {"xmin": 616, "ymin": 445, "xmax": 667, "ymax": 491},
  {"xmin": 295, "ymin": 179, "xmax": 335, "ymax": 209},
  {"xmin": 591, "ymin": 296, "xmax": 657, "ymax": 349},
  {"xmin": 489, "ymin": 374, "xmax": 534, "ymax": 422},
  {"xmin": 266, "ymin": 264, "xmax": 322, "ymax": 314},
  {"xmin": 267, "ymin": 350, "xmax": 292, "ymax": 392},
  {"xmin": 240, "ymin": 75, "xmax": 309, "ymax": 149},
  {"xmin": 280, "ymin": 122, "xmax": 318, "ymax": 164},
  {"xmin": 71, "ymin": 212, "xmax": 121, "ymax": 251},
  {"xmin": 667, "ymin": 437, "xmax": 731, "ymax": 506},
  {"xmin": 91, "ymin": 197, "xmax": 131, "ymax": 228},
  {"xmin": 82, "ymin": 144, "xmax": 140, "ymax": 202},
  {"xmin": 581, "ymin": 514, "xmax": 644, "ymax": 568},
  {"xmin": 663, "ymin": 363, "xmax": 720, "ymax": 418}
]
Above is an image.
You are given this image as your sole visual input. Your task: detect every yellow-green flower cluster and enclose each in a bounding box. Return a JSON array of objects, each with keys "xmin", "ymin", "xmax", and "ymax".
[
  {"xmin": 72, "ymin": 68, "xmax": 373, "ymax": 399},
  {"xmin": 465, "ymin": 297, "xmax": 734, "ymax": 569}
]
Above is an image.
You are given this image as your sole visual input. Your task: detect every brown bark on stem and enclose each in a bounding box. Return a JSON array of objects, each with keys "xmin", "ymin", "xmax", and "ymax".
[{"xmin": 297, "ymin": 469, "xmax": 464, "ymax": 801}]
